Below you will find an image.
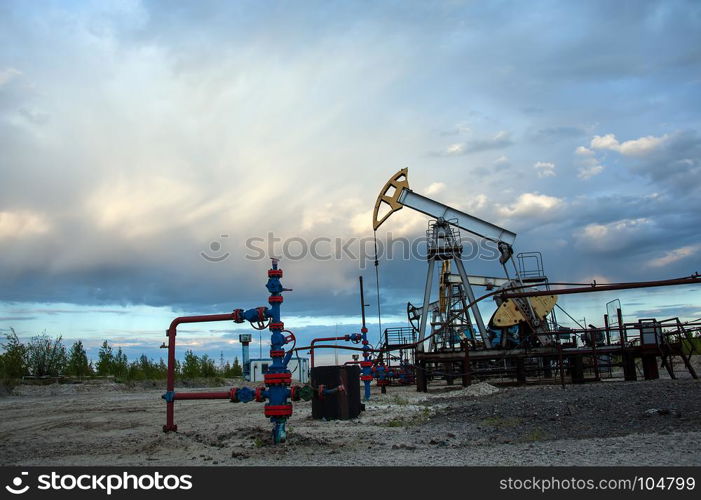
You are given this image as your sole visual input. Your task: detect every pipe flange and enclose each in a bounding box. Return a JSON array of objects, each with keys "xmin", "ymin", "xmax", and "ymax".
[{"xmin": 255, "ymin": 386, "xmax": 266, "ymax": 403}]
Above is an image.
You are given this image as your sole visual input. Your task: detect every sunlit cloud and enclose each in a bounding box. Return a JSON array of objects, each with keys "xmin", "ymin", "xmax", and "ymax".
[
  {"xmin": 648, "ymin": 245, "xmax": 700, "ymax": 268},
  {"xmin": 590, "ymin": 133, "xmax": 669, "ymax": 156}
]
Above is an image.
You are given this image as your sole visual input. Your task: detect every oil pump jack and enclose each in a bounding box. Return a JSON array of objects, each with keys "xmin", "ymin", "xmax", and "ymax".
[{"xmin": 372, "ymin": 169, "xmax": 558, "ymax": 383}]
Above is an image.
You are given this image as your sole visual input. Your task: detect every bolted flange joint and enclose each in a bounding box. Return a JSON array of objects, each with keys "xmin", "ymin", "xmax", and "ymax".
[
  {"xmin": 264, "ymin": 404, "xmax": 292, "ymax": 417},
  {"xmin": 232, "ymin": 309, "xmax": 245, "ymax": 323},
  {"xmin": 255, "ymin": 386, "xmax": 267, "ymax": 403},
  {"xmin": 264, "ymin": 372, "xmax": 292, "ymax": 386}
]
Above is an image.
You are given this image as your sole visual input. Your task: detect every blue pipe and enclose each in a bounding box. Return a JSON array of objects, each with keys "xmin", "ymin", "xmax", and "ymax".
[{"xmin": 264, "ymin": 259, "xmax": 293, "ymax": 443}]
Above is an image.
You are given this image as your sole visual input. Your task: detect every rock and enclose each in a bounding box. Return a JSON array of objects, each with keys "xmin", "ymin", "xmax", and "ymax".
[{"xmin": 645, "ymin": 408, "xmax": 674, "ymax": 417}]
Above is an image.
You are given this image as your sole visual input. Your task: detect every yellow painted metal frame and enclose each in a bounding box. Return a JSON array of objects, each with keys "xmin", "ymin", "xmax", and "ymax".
[
  {"xmin": 372, "ymin": 168, "xmax": 410, "ymax": 230},
  {"xmin": 491, "ymin": 295, "xmax": 557, "ymax": 327}
]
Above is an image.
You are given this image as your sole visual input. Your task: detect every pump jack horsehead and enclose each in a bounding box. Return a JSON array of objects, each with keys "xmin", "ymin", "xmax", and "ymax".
[{"xmin": 372, "ymin": 168, "xmax": 558, "ymax": 352}]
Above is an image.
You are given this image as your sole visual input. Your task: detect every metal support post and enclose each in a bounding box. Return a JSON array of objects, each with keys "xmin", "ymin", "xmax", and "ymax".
[{"xmin": 417, "ymin": 259, "xmax": 437, "ymax": 351}]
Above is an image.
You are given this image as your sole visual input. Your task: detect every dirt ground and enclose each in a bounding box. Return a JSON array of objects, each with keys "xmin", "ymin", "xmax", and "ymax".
[{"xmin": 1, "ymin": 374, "xmax": 700, "ymax": 467}]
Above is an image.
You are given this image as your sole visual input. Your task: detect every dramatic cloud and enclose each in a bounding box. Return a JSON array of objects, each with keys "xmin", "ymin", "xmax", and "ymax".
[{"xmin": 1, "ymin": 0, "xmax": 700, "ymax": 357}]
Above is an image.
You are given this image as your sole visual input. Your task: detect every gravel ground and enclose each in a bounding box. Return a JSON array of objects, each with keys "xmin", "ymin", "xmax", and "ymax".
[{"xmin": 0, "ymin": 377, "xmax": 699, "ymax": 466}]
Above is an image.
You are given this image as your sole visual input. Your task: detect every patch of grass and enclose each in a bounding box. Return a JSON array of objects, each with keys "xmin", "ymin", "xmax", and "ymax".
[
  {"xmin": 383, "ymin": 408, "xmax": 432, "ymax": 428},
  {"xmin": 386, "ymin": 418, "xmax": 405, "ymax": 428},
  {"xmin": 388, "ymin": 394, "xmax": 410, "ymax": 406},
  {"xmin": 481, "ymin": 416, "xmax": 521, "ymax": 429},
  {"xmin": 522, "ymin": 429, "xmax": 547, "ymax": 442},
  {"xmin": 253, "ymin": 437, "xmax": 264, "ymax": 448}
]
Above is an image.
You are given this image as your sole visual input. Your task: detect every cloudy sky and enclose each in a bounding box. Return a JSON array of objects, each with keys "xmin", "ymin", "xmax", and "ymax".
[{"xmin": 1, "ymin": 0, "xmax": 700, "ymax": 364}]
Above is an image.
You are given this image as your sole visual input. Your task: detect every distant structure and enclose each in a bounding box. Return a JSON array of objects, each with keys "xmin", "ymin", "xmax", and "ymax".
[{"xmin": 249, "ymin": 357, "xmax": 309, "ymax": 384}]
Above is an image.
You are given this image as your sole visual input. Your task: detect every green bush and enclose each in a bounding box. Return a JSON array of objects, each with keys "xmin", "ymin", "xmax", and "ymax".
[
  {"xmin": 26, "ymin": 333, "xmax": 67, "ymax": 377},
  {"xmin": 0, "ymin": 329, "xmax": 28, "ymax": 378},
  {"xmin": 2, "ymin": 334, "xmax": 242, "ymax": 382}
]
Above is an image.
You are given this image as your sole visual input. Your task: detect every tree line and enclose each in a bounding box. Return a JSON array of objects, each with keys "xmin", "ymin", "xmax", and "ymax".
[{"xmin": 0, "ymin": 329, "xmax": 242, "ymax": 380}]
